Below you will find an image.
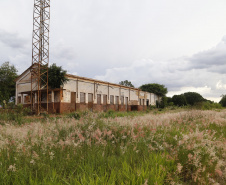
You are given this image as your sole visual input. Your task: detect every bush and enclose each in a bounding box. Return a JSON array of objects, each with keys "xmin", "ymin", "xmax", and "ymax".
[
  {"xmin": 167, "ymin": 97, "xmax": 173, "ymax": 104},
  {"xmin": 159, "ymin": 96, "xmax": 167, "ymax": 108},
  {"xmin": 67, "ymin": 112, "xmax": 81, "ymax": 120},
  {"xmin": 172, "ymin": 94, "xmax": 187, "ymax": 106},
  {"xmin": 194, "ymin": 101, "xmax": 222, "ymax": 110},
  {"xmin": 183, "ymin": 92, "xmax": 204, "ymax": 106}
]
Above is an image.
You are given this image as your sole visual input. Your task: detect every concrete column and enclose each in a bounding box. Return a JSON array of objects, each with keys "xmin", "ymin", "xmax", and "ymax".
[
  {"xmin": 85, "ymin": 93, "xmax": 88, "ymax": 104},
  {"xmin": 21, "ymin": 94, "xmax": 24, "ymax": 104},
  {"xmin": 15, "ymin": 83, "xmax": 18, "ymax": 105},
  {"xmin": 35, "ymin": 92, "xmax": 37, "ymax": 103},
  {"xmin": 119, "ymin": 87, "xmax": 121, "ymax": 104},
  {"xmin": 51, "ymin": 91, "xmax": 54, "ymax": 103}
]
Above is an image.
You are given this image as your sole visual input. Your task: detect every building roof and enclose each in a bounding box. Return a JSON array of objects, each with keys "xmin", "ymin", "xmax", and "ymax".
[
  {"xmin": 66, "ymin": 74, "xmax": 139, "ymax": 91},
  {"xmin": 16, "ymin": 65, "xmax": 142, "ymax": 92}
]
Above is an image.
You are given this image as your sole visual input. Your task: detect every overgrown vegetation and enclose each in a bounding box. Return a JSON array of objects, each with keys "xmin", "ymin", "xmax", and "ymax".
[
  {"xmin": 0, "ymin": 62, "xmax": 18, "ymax": 105},
  {"xmin": 119, "ymin": 80, "xmax": 134, "ymax": 87},
  {"xmin": 139, "ymin": 83, "xmax": 168, "ymax": 97},
  {"xmin": 0, "ymin": 104, "xmax": 31, "ymax": 125},
  {"xmin": 0, "ymin": 110, "xmax": 225, "ymax": 184},
  {"xmin": 48, "ymin": 63, "xmax": 69, "ymax": 89}
]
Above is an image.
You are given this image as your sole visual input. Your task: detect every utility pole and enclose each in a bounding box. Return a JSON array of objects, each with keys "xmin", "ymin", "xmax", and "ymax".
[{"xmin": 31, "ymin": 0, "xmax": 50, "ymax": 114}]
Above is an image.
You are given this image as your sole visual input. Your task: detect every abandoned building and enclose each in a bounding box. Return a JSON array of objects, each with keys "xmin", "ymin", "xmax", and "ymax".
[{"xmin": 15, "ymin": 66, "xmax": 160, "ymax": 113}]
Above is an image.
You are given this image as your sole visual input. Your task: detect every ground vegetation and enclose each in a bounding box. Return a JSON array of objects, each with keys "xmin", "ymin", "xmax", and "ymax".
[{"xmin": 0, "ymin": 109, "xmax": 225, "ymax": 184}]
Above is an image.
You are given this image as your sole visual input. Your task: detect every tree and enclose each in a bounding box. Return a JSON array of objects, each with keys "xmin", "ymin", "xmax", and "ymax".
[
  {"xmin": 167, "ymin": 97, "xmax": 174, "ymax": 106},
  {"xmin": 219, "ymin": 95, "xmax": 226, "ymax": 107},
  {"xmin": 159, "ymin": 96, "xmax": 168, "ymax": 108},
  {"xmin": 0, "ymin": 62, "xmax": 18, "ymax": 105},
  {"xmin": 183, "ymin": 92, "xmax": 204, "ymax": 106},
  {"xmin": 172, "ymin": 94, "xmax": 187, "ymax": 106},
  {"xmin": 48, "ymin": 63, "xmax": 68, "ymax": 89},
  {"xmin": 139, "ymin": 83, "xmax": 168, "ymax": 97},
  {"xmin": 119, "ymin": 80, "xmax": 134, "ymax": 87}
]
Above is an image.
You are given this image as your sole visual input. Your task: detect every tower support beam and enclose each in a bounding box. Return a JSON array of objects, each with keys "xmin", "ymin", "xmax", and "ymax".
[{"xmin": 31, "ymin": 0, "xmax": 50, "ymax": 114}]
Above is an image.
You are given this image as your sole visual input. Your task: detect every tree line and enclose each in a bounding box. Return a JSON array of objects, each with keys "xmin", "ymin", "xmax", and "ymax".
[{"xmin": 119, "ymin": 80, "xmax": 226, "ymax": 108}]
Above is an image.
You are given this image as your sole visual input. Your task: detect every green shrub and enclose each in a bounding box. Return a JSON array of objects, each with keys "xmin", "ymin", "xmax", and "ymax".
[
  {"xmin": 159, "ymin": 96, "xmax": 168, "ymax": 108},
  {"xmin": 67, "ymin": 112, "xmax": 81, "ymax": 120},
  {"xmin": 172, "ymin": 94, "xmax": 187, "ymax": 106},
  {"xmin": 194, "ymin": 101, "xmax": 222, "ymax": 110},
  {"xmin": 183, "ymin": 92, "xmax": 204, "ymax": 105}
]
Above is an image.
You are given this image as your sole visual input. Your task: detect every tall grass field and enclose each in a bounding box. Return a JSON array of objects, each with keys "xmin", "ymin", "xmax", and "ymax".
[{"xmin": 0, "ymin": 109, "xmax": 225, "ymax": 184}]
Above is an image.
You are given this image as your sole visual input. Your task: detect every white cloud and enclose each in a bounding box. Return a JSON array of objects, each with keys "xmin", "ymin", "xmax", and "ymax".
[
  {"xmin": 1, "ymin": 0, "xmax": 226, "ymax": 102},
  {"xmin": 167, "ymin": 86, "xmax": 212, "ymax": 97},
  {"xmin": 216, "ymin": 80, "xmax": 226, "ymax": 90},
  {"xmin": 95, "ymin": 36, "xmax": 226, "ymax": 102}
]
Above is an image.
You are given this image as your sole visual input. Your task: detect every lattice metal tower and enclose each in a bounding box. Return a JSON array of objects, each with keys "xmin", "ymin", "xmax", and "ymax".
[{"xmin": 31, "ymin": 0, "xmax": 50, "ymax": 114}]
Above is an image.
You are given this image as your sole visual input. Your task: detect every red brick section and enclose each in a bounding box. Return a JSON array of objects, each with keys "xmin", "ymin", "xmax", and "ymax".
[
  {"xmin": 60, "ymin": 103, "xmax": 75, "ymax": 114},
  {"xmin": 23, "ymin": 103, "xmax": 61, "ymax": 114},
  {"xmin": 93, "ymin": 104, "xmax": 103, "ymax": 112},
  {"xmin": 23, "ymin": 103, "xmax": 147, "ymax": 113},
  {"xmin": 75, "ymin": 103, "xmax": 88, "ymax": 112}
]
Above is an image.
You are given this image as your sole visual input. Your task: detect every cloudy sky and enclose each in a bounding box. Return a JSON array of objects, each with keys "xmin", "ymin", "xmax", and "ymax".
[{"xmin": 0, "ymin": 0, "xmax": 226, "ymax": 102}]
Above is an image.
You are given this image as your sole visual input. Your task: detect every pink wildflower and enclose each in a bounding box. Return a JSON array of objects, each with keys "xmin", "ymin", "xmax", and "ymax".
[
  {"xmin": 78, "ymin": 133, "xmax": 85, "ymax": 142},
  {"xmin": 215, "ymin": 169, "xmax": 223, "ymax": 177}
]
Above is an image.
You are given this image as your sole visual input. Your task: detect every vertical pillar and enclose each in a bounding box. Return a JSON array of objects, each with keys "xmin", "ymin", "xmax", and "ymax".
[
  {"xmin": 76, "ymin": 79, "xmax": 79, "ymax": 102},
  {"xmin": 15, "ymin": 83, "xmax": 18, "ymax": 105},
  {"xmin": 52, "ymin": 90, "xmax": 54, "ymax": 112},
  {"xmin": 51, "ymin": 91, "xmax": 54, "ymax": 103},
  {"xmin": 119, "ymin": 86, "xmax": 121, "ymax": 104},
  {"xmin": 21, "ymin": 94, "xmax": 24, "ymax": 104}
]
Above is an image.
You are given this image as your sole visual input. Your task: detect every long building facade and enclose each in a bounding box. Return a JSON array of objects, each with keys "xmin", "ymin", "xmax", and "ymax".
[{"xmin": 15, "ymin": 67, "xmax": 160, "ymax": 113}]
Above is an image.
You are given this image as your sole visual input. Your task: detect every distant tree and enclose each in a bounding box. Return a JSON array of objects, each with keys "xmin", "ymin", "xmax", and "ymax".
[
  {"xmin": 183, "ymin": 92, "xmax": 204, "ymax": 106},
  {"xmin": 172, "ymin": 94, "xmax": 187, "ymax": 106},
  {"xmin": 139, "ymin": 83, "xmax": 168, "ymax": 97},
  {"xmin": 0, "ymin": 62, "xmax": 18, "ymax": 105},
  {"xmin": 119, "ymin": 80, "xmax": 134, "ymax": 87},
  {"xmin": 159, "ymin": 96, "xmax": 168, "ymax": 108},
  {"xmin": 167, "ymin": 97, "xmax": 174, "ymax": 106},
  {"xmin": 219, "ymin": 95, "xmax": 226, "ymax": 107},
  {"xmin": 167, "ymin": 97, "xmax": 173, "ymax": 104},
  {"xmin": 48, "ymin": 63, "xmax": 69, "ymax": 89}
]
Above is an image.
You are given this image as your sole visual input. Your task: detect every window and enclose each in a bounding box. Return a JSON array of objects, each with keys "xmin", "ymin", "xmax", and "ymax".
[
  {"xmin": 97, "ymin": 94, "xmax": 101, "ymax": 105},
  {"xmin": 110, "ymin": 95, "xmax": 114, "ymax": 105},
  {"xmin": 80, "ymin": 92, "xmax": 85, "ymax": 103}
]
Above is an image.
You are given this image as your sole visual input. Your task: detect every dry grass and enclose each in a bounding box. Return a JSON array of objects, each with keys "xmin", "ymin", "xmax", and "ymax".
[{"xmin": 0, "ymin": 109, "xmax": 225, "ymax": 184}]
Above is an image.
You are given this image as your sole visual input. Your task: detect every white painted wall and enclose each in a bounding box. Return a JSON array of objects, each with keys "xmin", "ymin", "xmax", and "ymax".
[{"xmin": 16, "ymin": 70, "xmax": 159, "ymax": 106}]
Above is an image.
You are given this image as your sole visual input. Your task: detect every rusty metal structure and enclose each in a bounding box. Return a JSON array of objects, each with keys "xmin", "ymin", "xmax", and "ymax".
[{"xmin": 31, "ymin": 0, "xmax": 50, "ymax": 114}]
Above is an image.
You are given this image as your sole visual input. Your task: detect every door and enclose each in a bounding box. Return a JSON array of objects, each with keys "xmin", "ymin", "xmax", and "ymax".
[
  {"xmin": 103, "ymin": 94, "xmax": 107, "ymax": 112},
  {"xmin": 71, "ymin": 92, "xmax": 76, "ymax": 111},
  {"xmin": 97, "ymin": 94, "xmax": 101, "ymax": 105},
  {"xmin": 88, "ymin": 93, "xmax": 93, "ymax": 111},
  {"xmin": 146, "ymin": 99, "xmax": 149, "ymax": 107},
  {"xmin": 125, "ymin": 97, "xmax": 128, "ymax": 111},
  {"xmin": 115, "ymin": 96, "xmax": 119, "ymax": 111}
]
